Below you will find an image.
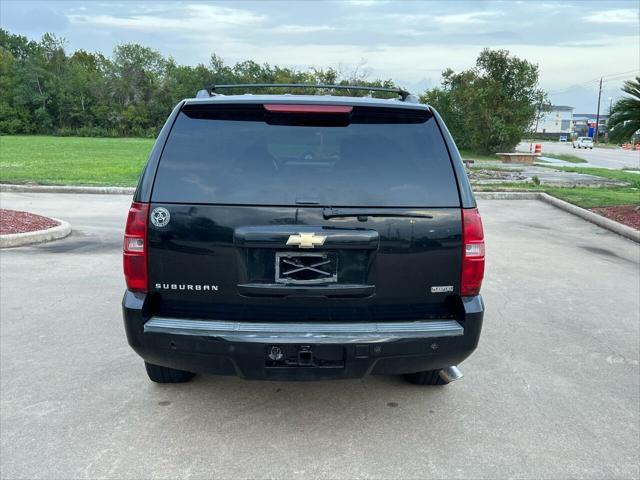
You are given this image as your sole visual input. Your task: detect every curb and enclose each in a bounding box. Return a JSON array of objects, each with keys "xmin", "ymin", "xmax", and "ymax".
[
  {"xmin": 0, "ymin": 218, "xmax": 72, "ymax": 248},
  {"xmin": 2, "ymin": 185, "xmax": 637, "ymax": 244},
  {"xmin": 0, "ymin": 184, "xmax": 135, "ymax": 195},
  {"xmin": 476, "ymin": 191, "xmax": 640, "ymax": 243}
]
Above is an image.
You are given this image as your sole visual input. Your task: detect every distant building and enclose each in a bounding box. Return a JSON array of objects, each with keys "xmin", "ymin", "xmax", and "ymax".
[
  {"xmin": 572, "ymin": 113, "xmax": 609, "ymax": 138},
  {"xmin": 534, "ymin": 105, "xmax": 574, "ymax": 137}
]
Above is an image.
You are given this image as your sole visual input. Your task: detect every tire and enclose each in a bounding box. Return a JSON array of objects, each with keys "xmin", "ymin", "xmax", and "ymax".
[
  {"xmin": 404, "ymin": 369, "xmax": 448, "ymax": 386},
  {"xmin": 144, "ymin": 362, "xmax": 195, "ymax": 383}
]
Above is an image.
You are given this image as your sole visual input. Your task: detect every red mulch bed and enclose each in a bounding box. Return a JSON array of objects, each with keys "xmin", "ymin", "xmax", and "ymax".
[
  {"xmin": 591, "ymin": 205, "xmax": 640, "ymax": 230},
  {"xmin": 0, "ymin": 209, "xmax": 60, "ymax": 235}
]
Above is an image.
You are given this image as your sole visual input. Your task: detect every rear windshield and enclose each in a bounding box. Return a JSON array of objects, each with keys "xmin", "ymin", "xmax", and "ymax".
[{"xmin": 152, "ymin": 104, "xmax": 460, "ymax": 207}]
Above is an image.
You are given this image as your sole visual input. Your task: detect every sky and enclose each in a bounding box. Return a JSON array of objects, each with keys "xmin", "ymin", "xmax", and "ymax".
[{"xmin": 1, "ymin": 0, "xmax": 638, "ymax": 111}]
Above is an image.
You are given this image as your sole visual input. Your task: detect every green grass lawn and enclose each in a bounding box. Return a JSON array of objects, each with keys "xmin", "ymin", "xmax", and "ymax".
[
  {"xmin": 506, "ymin": 166, "xmax": 639, "ymax": 207},
  {"xmin": 0, "ymin": 136, "xmax": 153, "ymax": 186},
  {"xmin": 474, "ymin": 183, "xmax": 639, "ymax": 208},
  {"xmin": 549, "ymin": 167, "xmax": 640, "ymax": 188},
  {"xmin": 469, "ymin": 165, "xmax": 521, "ymax": 172},
  {"xmin": 540, "ymin": 153, "xmax": 587, "ymax": 164},
  {"xmin": 458, "ymin": 150, "xmax": 500, "ymax": 162},
  {"xmin": 544, "ymin": 187, "xmax": 639, "ymax": 208}
]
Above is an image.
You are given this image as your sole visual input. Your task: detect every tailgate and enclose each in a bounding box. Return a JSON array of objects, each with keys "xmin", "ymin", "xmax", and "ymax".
[{"xmin": 147, "ymin": 204, "xmax": 461, "ymax": 322}]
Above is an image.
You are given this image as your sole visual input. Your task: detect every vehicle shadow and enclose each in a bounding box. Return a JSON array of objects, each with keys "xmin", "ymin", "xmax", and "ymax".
[{"xmin": 138, "ymin": 372, "xmax": 458, "ymax": 429}]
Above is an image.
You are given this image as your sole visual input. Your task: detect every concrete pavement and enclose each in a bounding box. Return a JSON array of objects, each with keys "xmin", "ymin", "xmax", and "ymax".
[
  {"xmin": 517, "ymin": 141, "xmax": 640, "ymax": 169},
  {"xmin": 1, "ymin": 192, "xmax": 639, "ymax": 479}
]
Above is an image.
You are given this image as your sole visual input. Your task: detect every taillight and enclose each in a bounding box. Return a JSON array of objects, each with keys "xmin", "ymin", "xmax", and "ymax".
[
  {"xmin": 123, "ymin": 202, "xmax": 149, "ymax": 293},
  {"xmin": 461, "ymin": 208, "xmax": 485, "ymax": 296}
]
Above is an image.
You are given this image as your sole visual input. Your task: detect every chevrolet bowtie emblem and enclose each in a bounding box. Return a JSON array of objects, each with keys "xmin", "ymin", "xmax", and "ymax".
[{"xmin": 286, "ymin": 232, "xmax": 327, "ymax": 249}]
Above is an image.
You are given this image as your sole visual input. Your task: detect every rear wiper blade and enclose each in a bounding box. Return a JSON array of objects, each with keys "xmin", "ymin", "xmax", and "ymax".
[{"xmin": 322, "ymin": 208, "xmax": 433, "ymax": 220}]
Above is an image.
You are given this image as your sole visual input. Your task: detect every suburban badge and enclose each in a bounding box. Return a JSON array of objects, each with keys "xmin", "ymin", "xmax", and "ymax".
[{"xmin": 155, "ymin": 283, "xmax": 219, "ymax": 292}]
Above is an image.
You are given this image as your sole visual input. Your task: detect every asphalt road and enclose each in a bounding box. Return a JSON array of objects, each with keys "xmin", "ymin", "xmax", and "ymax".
[
  {"xmin": 1, "ymin": 192, "xmax": 639, "ymax": 479},
  {"xmin": 517, "ymin": 141, "xmax": 640, "ymax": 169}
]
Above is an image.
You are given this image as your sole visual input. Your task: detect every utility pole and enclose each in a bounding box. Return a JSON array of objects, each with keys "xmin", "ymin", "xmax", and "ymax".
[
  {"xmin": 606, "ymin": 96, "xmax": 613, "ymax": 142},
  {"xmin": 594, "ymin": 77, "xmax": 602, "ymax": 144},
  {"xmin": 533, "ymin": 100, "xmax": 542, "ymax": 134}
]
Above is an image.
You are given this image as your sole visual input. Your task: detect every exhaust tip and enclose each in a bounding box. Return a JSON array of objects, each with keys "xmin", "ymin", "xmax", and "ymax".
[{"xmin": 439, "ymin": 366, "xmax": 463, "ymax": 383}]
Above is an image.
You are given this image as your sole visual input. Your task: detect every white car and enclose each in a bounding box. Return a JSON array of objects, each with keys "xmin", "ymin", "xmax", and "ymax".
[{"xmin": 572, "ymin": 137, "xmax": 594, "ymax": 149}]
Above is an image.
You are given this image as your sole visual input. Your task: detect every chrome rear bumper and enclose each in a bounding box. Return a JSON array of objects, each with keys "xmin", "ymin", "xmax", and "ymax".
[{"xmin": 144, "ymin": 317, "xmax": 464, "ymax": 344}]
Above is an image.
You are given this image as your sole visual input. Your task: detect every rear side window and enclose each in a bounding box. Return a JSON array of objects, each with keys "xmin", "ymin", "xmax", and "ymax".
[{"xmin": 152, "ymin": 104, "xmax": 460, "ymax": 207}]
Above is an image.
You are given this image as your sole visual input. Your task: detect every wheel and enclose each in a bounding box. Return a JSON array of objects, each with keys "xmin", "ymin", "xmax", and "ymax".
[
  {"xmin": 144, "ymin": 362, "xmax": 195, "ymax": 383},
  {"xmin": 404, "ymin": 369, "xmax": 449, "ymax": 386},
  {"xmin": 572, "ymin": 145, "xmax": 575, "ymax": 148}
]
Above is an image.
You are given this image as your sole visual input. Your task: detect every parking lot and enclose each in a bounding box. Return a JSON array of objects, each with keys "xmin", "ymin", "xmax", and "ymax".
[{"xmin": 1, "ymin": 192, "xmax": 638, "ymax": 479}]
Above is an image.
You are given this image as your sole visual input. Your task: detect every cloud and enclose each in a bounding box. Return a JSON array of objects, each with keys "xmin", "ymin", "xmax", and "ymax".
[
  {"xmin": 6, "ymin": 0, "xmax": 632, "ymax": 95},
  {"xmin": 67, "ymin": 4, "xmax": 267, "ymax": 32},
  {"xmin": 432, "ymin": 11, "xmax": 503, "ymax": 25},
  {"xmin": 271, "ymin": 24, "xmax": 338, "ymax": 34},
  {"xmin": 503, "ymin": 35, "xmax": 639, "ymax": 89},
  {"xmin": 583, "ymin": 8, "xmax": 638, "ymax": 24},
  {"xmin": 346, "ymin": 0, "xmax": 381, "ymax": 6},
  {"xmin": 387, "ymin": 11, "xmax": 503, "ymax": 26},
  {"xmin": 533, "ymin": 2, "xmax": 574, "ymax": 10},
  {"xmin": 558, "ymin": 38, "xmax": 609, "ymax": 48}
]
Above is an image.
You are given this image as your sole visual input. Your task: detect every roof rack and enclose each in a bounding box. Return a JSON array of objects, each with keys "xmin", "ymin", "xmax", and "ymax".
[{"xmin": 197, "ymin": 83, "xmax": 412, "ymax": 101}]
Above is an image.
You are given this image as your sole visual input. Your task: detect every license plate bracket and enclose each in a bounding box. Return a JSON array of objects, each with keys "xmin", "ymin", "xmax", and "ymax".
[{"xmin": 275, "ymin": 252, "xmax": 338, "ymax": 285}]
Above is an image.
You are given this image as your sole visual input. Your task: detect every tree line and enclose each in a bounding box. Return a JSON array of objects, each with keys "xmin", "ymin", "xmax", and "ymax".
[
  {"xmin": 1, "ymin": 29, "xmax": 548, "ymax": 153},
  {"xmin": 0, "ymin": 29, "xmax": 401, "ymax": 139}
]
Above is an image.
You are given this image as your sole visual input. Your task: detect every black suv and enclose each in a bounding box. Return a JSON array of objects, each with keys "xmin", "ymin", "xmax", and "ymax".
[{"xmin": 122, "ymin": 84, "xmax": 485, "ymax": 385}]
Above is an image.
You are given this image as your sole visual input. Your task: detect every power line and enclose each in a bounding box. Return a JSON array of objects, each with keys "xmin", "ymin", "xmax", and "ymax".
[
  {"xmin": 601, "ymin": 69, "xmax": 638, "ymax": 79},
  {"xmin": 547, "ymin": 69, "xmax": 639, "ymax": 95},
  {"xmin": 602, "ymin": 74, "xmax": 638, "ymax": 85},
  {"xmin": 547, "ymin": 80, "xmax": 601, "ymax": 95},
  {"xmin": 584, "ymin": 70, "xmax": 638, "ymax": 84}
]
